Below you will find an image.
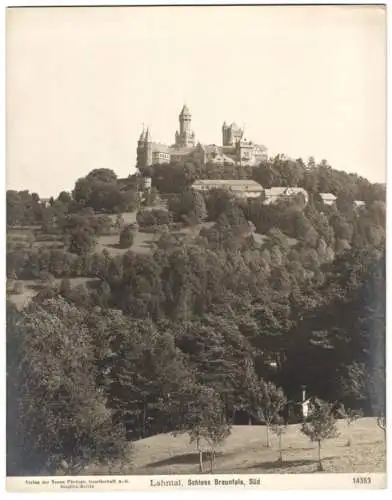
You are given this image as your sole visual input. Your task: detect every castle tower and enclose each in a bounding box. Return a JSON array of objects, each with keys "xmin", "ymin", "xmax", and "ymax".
[
  {"xmin": 136, "ymin": 127, "xmax": 146, "ymax": 168},
  {"xmin": 175, "ymin": 104, "xmax": 195, "ymax": 148},
  {"xmin": 136, "ymin": 126, "xmax": 153, "ymax": 168},
  {"xmin": 144, "ymin": 127, "xmax": 153, "ymax": 167},
  {"xmin": 222, "ymin": 122, "xmax": 242, "ymax": 147},
  {"xmin": 222, "ymin": 121, "xmax": 228, "ymax": 146}
]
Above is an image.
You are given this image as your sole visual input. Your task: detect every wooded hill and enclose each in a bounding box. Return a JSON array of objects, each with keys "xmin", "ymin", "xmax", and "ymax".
[{"xmin": 6, "ymin": 156, "xmax": 386, "ymax": 475}]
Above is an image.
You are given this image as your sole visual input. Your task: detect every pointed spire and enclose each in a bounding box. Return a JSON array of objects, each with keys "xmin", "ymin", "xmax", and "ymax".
[
  {"xmin": 145, "ymin": 127, "xmax": 151, "ymax": 142},
  {"xmin": 180, "ymin": 103, "xmax": 191, "ymax": 116},
  {"xmin": 139, "ymin": 123, "xmax": 145, "ymax": 141}
]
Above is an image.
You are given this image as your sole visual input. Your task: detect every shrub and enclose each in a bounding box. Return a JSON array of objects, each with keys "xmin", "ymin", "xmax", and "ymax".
[
  {"xmin": 119, "ymin": 226, "xmax": 134, "ymax": 249},
  {"xmin": 137, "ymin": 209, "xmax": 171, "ymax": 229}
]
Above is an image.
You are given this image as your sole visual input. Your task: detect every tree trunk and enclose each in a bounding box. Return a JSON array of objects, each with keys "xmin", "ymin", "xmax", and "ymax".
[
  {"xmin": 209, "ymin": 449, "xmax": 215, "ymax": 473},
  {"xmin": 248, "ymin": 415, "xmax": 252, "ymax": 426},
  {"xmin": 199, "ymin": 449, "xmax": 204, "ymax": 473},
  {"xmin": 317, "ymin": 440, "xmax": 323, "ymax": 471},
  {"xmin": 278, "ymin": 433, "xmax": 283, "ymax": 463},
  {"xmin": 197, "ymin": 438, "xmax": 203, "ymax": 473},
  {"xmin": 266, "ymin": 424, "xmax": 270, "ymax": 447},
  {"xmin": 223, "ymin": 394, "xmax": 228, "ymax": 423},
  {"xmin": 346, "ymin": 421, "xmax": 351, "ymax": 446},
  {"xmin": 142, "ymin": 403, "xmax": 147, "ymax": 438}
]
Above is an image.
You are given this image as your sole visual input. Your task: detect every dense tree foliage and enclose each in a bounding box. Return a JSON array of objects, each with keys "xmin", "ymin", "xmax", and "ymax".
[
  {"xmin": 73, "ymin": 169, "xmax": 138, "ymax": 213},
  {"xmin": 142, "ymin": 156, "xmax": 385, "ymax": 205},
  {"xmin": 7, "ymin": 299, "xmax": 126, "ymax": 475},
  {"xmin": 6, "ymin": 163, "xmax": 386, "ymax": 474}
]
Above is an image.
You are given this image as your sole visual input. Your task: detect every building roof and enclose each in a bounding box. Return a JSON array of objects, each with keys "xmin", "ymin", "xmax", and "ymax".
[
  {"xmin": 169, "ymin": 146, "xmax": 195, "ymax": 156},
  {"xmin": 209, "ymin": 155, "xmax": 225, "ymax": 164},
  {"xmin": 221, "ymin": 154, "xmax": 236, "ymax": 165},
  {"xmin": 319, "ymin": 192, "xmax": 337, "ymax": 200},
  {"xmin": 152, "ymin": 143, "xmax": 170, "ymax": 154},
  {"xmin": 263, "ymin": 187, "xmax": 309, "ymax": 205},
  {"xmin": 253, "ymin": 144, "xmax": 268, "ymax": 153},
  {"xmin": 204, "ymin": 144, "xmax": 222, "ymax": 154},
  {"xmin": 208, "ymin": 154, "xmax": 235, "ymax": 165},
  {"xmin": 192, "ymin": 179, "xmax": 264, "ymax": 191},
  {"xmin": 264, "ymin": 187, "xmax": 288, "ymax": 197},
  {"xmin": 264, "ymin": 187, "xmax": 307, "ymax": 196}
]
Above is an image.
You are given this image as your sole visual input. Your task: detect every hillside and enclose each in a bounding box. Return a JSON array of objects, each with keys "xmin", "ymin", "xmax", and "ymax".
[
  {"xmin": 85, "ymin": 418, "xmax": 385, "ymax": 475},
  {"xmin": 6, "ymin": 165, "xmax": 386, "ymax": 476}
]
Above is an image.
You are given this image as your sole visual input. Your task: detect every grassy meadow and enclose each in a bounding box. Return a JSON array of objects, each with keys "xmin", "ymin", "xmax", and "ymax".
[{"xmin": 84, "ymin": 418, "xmax": 386, "ymax": 475}]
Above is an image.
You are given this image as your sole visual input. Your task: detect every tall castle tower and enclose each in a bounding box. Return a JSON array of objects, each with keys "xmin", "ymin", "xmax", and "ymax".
[
  {"xmin": 222, "ymin": 122, "xmax": 243, "ymax": 146},
  {"xmin": 136, "ymin": 127, "xmax": 153, "ymax": 168},
  {"xmin": 175, "ymin": 105, "xmax": 195, "ymax": 148}
]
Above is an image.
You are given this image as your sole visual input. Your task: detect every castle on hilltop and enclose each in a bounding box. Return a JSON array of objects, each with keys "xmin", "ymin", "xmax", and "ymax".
[{"xmin": 136, "ymin": 105, "xmax": 268, "ymax": 169}]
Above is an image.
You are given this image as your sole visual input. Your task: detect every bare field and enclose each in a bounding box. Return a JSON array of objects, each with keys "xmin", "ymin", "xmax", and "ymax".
[
  {"xmin": 96, "ymin": 231, "xmax": 157, "ymax": 256},
  {"xmin": 85, "ymin": 418, "xmax": 386, "ymax": 475}
]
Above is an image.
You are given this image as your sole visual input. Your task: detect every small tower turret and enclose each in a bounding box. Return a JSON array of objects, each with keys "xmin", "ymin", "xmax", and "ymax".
[
  {"xmin": 136, "ymin": 126, "xmax": 146, "ymax": 168},
  {"xmin": 222, "ymin": 121, "xmax": 228, "ymax": 146},
  {"xmin": 144, "ymin": 127, "xmax": 153, "ymax": 167}
]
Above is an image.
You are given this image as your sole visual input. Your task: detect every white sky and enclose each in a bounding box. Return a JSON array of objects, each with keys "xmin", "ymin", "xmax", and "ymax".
[{"xmin": 6, "ymin": 5, "xmax": 386, "ymax": 197}]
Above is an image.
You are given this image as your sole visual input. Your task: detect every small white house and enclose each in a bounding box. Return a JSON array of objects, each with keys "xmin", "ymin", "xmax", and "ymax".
[
  {"xmin": 319, "ymin": 193, "xmax": 337, "ymax": 206},
  {"xmin": 263, "ymin": 187, "xmax": 309, "ymax": 206}
]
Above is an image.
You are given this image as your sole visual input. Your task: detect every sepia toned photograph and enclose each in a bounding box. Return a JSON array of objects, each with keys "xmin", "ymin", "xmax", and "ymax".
[{"xmin": 5, "ymin": 2, "xmax": 387, "ymax": 491}]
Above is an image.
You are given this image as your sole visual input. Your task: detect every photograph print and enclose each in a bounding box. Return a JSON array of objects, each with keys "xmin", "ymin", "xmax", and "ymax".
[{"xmin": 5, "ymin": 3, "xmax": 386, "ymax": 490}]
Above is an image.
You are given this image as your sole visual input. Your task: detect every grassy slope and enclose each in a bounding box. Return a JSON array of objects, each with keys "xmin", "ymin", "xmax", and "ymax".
[{"xmin": 86, "ymin": 418, "xmax": 385, "ymax": 475}]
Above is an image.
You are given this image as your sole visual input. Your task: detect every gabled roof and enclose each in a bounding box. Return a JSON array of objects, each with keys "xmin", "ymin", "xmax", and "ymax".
[{"xmin": 221, "ymin": 154, "xmax": 236, "ymax": 164}]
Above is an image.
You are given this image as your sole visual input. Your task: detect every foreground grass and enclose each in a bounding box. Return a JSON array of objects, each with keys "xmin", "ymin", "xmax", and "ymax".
[{"xmin": 85, "ymin": 418, "xmax": 385, "ymax": 475}]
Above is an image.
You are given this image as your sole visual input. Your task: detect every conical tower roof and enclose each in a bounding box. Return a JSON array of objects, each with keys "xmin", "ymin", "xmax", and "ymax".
[{"xmin": 180, "ymin": 104, "xmax": 191, "ymax": 116}]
